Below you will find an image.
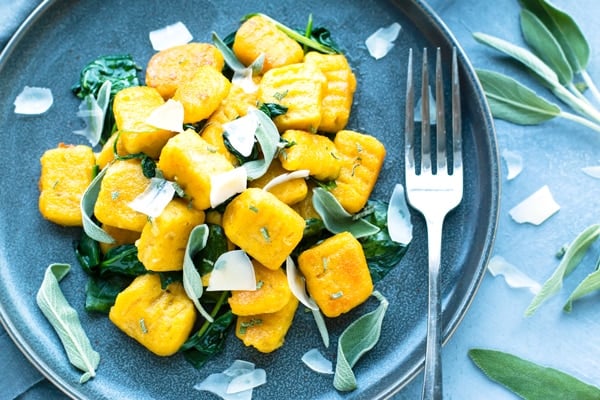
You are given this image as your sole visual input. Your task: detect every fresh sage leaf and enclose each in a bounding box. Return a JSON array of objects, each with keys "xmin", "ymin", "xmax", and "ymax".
[
  {"xmin": 333, "ymin": 291, "xmax": 388, "ymax": 391},
  {"xmin": 520, "ymin": 9, "xmax": 573, "ymax": 85},
  {"xmin": 469, "ymin": 348, "xmax": 600, "ymax": 400},
  {"xmin": 473, "ymin": 32, "xmax": 560, "ymax": 89},
  {"xmin": 476, "ymin": 69, "xmax": 560, "ymax": 125},
  {"xmin": 36, "ymin": 264, "xmax": 100, "ymax": 383},
  {"xmin": 80, "ymin": 166, "xmax": 115, "ymax": 244},
  {"xmin": 183, "ymin": 224, "xmax": 214, "ymax": 322},
  {"xmin": 518, "ymin": 0, "xmax": 589, "ymax": 73},
  {"xmin": 212, "ymin": 32, "xmax": 246, "ymax": 72},
  {"xmin": 242, "ymin": 109, "xmax": 281, "ymax": 180},
  {"xmin": 312, "ymin": 187, "xmax": 380, "ymax": 239},
  {"xmin": 563, "ymin": 255, "xmax": 600, "ymax": 312},
  {"xmin": 525, "ymin": 224, "xmax": 600, "ymax": 316}
]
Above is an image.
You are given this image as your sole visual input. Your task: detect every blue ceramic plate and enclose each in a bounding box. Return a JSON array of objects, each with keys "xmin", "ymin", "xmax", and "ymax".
[{"xmin": 0, "ymin": 0, "xmax": 499, "ymax": 398}]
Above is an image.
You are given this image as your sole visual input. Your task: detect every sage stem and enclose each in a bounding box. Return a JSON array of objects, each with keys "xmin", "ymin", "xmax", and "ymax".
[
  {"xmin": 581, "ymin": 70, "xmax": 600, "ymax": 106},
  {"xmin": 552, "ymin": 84, "xmax": 600, "ymax": 125},
  {"xmin": 559, "ymin": 111, "xmax": 600, "ymax": 132}
]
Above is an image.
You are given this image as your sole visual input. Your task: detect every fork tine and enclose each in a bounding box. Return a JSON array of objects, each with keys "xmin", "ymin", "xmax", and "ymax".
[
  {"xmin": 435, "ymin": 48, "xmax": 446, "ymax": 173},
  {"xmin": 405, "ymin": 48, "xmax": 415, "ymax": 173},
  {"xmin": 421, "ymin": 48, "xmax": 431, "ymax": 173},
  {"xmin": 452, "ymin": 47, "xmax": 462, "ymax": 172}
]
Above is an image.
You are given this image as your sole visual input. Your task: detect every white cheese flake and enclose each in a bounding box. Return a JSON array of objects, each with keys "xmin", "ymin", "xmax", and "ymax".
[
  {"xmin": 195, "ymin": 360, "xmax": 265, "ymax": 400},
  {"xmin": 210, "ymin": 167, "xmax": 248, "ymax": 209},
  {"xmin": 286, "ymin": 257, "xmax": 318, "ymax": 310},
  {"xmin": 365, "ymin": 22, "xmax": 402, "ymax": 60},
  {"xmin": 263, "ymin": 170, "xmax": 309, "ymax": 193},
  {"xmin": 223, "ymin": 113, "xmax": 258, "ymax": 157},
  {"xmin": 387, "ymin": 184, "xmax": 413, "ymax": 244},
  {"xmin": 501, "ymin": 149, "xmax": 524, "ymax": 180},
  {"xmin": 145, "ymin": 99, "xmax": 184, "ymax": 132},
  {"xmin": 509, "ymin": 185, "xmax": 560, "ymax": 225},
  {"xmin": 582, "ymin": 165, "xmax": 600, "ymax": 179},
  {"xmin": 488, "ymin": 255, "xmax": 541, "ymax": 294},
  {"xmin": 14, "ymin": 86, "xmax": 53, "ymax": 115},
  {"xmin": 128, "ymin": 178, "xmax": 176, "ymax": 218},
  {"xmin": 149, "ymin": 21, "xmax": 193, "ymax": 51},
  {"xmin": 206, "ymin": 250, "xmax": 256, "ymax": 291},
  {"xmin": 301, "ymin": 348, "xmax": 334, "ymax": 375}
]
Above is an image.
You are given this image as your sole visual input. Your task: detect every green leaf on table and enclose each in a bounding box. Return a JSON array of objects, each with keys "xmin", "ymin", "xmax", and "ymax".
[
  {"xmin": 473, "ymin": 32, "xmax": 560, "ymax": 89},
  {"xmin": 469, "ymin": 348, "xmax": 600, "ymax": 400},
  {"xmin": 36, "ymin": 263, "xmax": 100, "ymax": 383},
  {"xmin": 476, "ymin": 69, "xmax": 560, "ymax": 125},
  {"xmin": 518, "ymin": 0, "xmax": 589, "ymax": 73},
  {"xmin": 520, "ymin": 9, "xmax": 573, "ymax": 85},
  {"xmin": 333, "ymin": 291, "xmax": 388, "ymax": 391},
  {"xmin": 563, "ymin": 256, "xmax": 600, "ymax": 312},
  {"xmin": 525, "ymin": 224, "xmax": 600, "ymax": 316}
]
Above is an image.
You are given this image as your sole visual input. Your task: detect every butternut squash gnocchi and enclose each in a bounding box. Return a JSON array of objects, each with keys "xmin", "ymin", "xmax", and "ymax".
[{"xmin": 38, "ymin": 13, "xmax": 406, "ymax": 367}]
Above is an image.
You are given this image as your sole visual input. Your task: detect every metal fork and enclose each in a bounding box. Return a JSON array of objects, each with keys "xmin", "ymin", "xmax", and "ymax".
[{"xmin": 404, "ymin": 47, "xmax": 463, "ymax": 400}]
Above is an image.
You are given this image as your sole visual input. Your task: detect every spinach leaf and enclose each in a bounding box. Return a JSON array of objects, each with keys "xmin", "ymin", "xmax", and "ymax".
[
  {"xmin": 359, "ymin": 200, "xmax": 409, "ymax": 283},
  {"xmin": 72, "ymin": 54, "xmax": 140, "ymax": 99},
  {"xmin": 85, "ymin": 274, "xmax": 132, "ymax": 313},
  {"xmin": 181, "ymin": 310, "xmax": 235, "ymax": 369},
  {"xmin": 99, "ymin": 245, "xmax": 147, "ymax": 276},
  {"xmin": 258, "ymin": 102, "xmax": 288, "ymax": 119},
  {"xmin": 194, "ymin": 224, "xmax": 229, "ymax": 276},
  {"xmin": 469, "ymin": 348, "xmax": 600, "ymax": 399},
  {"xmin": 72, "ymin": 54, "xmax": 140, "ymax": 144},
  {"xmin": 74, "ymin": 232, "xmax": 101, "ymax": 274},
  {"xmin": 223, "ymin": 132, "xmax": 260, "ymax": 166}
]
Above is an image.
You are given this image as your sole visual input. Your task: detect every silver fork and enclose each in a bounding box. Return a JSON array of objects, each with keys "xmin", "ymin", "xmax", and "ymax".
[{"xmin": 404, "ymin": 47, "xmax": 463, "ymax": 400}]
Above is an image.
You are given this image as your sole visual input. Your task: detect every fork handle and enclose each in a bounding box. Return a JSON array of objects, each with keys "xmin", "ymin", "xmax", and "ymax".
[{"xmin": 422, "ymin": 216, "xmax": 443, "ymax": 400}]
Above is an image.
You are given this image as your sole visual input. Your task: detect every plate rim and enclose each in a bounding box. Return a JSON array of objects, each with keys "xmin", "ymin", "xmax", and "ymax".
[{"xmin": 0, "ymin": 0, "xmax": 500, "ymax": 398}]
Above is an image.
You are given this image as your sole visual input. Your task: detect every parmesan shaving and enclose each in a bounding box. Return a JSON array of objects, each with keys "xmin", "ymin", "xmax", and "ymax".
[
  {"xmin": 14, "ymin": 86, "xmax": 53, "ymax": 115},
  {"xmin": 128, "ymin": 178, "xmax": 176, "ymax": 218},
  {"xmin": 263, "ymin": 170, "xmax": 309, "ymax": 193},
  {"xmin": 149, "ymin": 21, "xmax": 193, "ymax": 51},
  {"xmin": 286, "ymin": 257, "xmax": 318, "ymax": 310},
  {"xmin": 509, "ymin": 185, "xmax": 560, "ymax": 225},
  {"xmin": 488, "ymin": 255, "xmax": 541, "ymax": 294},
  {"xmin": 145, "ymin": 99, "xmax": 184, "ymax": 132},
  {"xmin": 301, "ymin": 348, "xmax": 334, "ymax": 375},
  {"xmin": 365, "ymin": 22, "xmax": 402, "ymax": 60},
  {"xmin": 206, "ymin": 250, "xmax": 256, "ymax": 291},
  {"xmin": 195, "ymin": 360, "xmax": 265, "ymax": 400},
  {"xmin": 387, "ymin": 184, "xmax": 413, "ymax": 244},
  {"xmin": 582, "ymin": 165, "xmax": 600, "ymax": 179},
  {"xmin": 209, "ymin": 167, "xmax": 248, "ymax": 209},
  {"xmin": 223, "ymin": 113, "xmax": 258, "ymax": 157},
  {"xmin": 501, "ymin": 149, "xmax": 523, "ymax": 180}
]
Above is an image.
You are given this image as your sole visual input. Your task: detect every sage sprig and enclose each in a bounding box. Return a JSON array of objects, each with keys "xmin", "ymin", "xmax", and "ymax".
[
  {"xmin": 80, "ymin": 165, "xmax": 115, "ymax": 244},
  {"xmin": 469, "ymin": 348, "xmax": 600, "ymax": 399},
  {"xmin": 474, "ymin": 0, "xmax": 600, "ymax": 133},
  {"xmin": 37, "ymin": 263, "xmax": 100, "ymax": 383},
  {"xmin": 525, "ymin": 224, "xmax": 600, "ymax": 316},
  {"xmin": 333, "ymin": 291, "xmax": 388, "ymax": 391},
  {"xmin": 183, "ymin": 224, "xmax": 214, "ymax": 322}
]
